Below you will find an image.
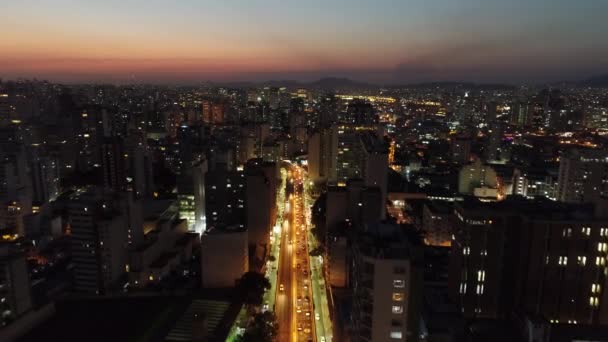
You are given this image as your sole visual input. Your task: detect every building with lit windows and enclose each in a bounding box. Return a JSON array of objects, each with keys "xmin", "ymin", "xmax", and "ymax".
[
  {"xmin": 0, "ymin": 244, "xmax": 32, "ymax": 324},
  {"xmin": 458, "ymin": 159, "xmax": 499, "ymax": 199},
  {"xmin": 450, "ymin": 135, "xmax": 472, "ymax": 165},
  {"xmin": 359, "ymin": 131, "xmax": 389, "ymax": 219},
  {"xmin": 350, "ymin": 222, "xmax": 423, "ymax": 342},
  {"xmin": 0, "ymin": 93, "xmax": 9, "ymax": 127},
  {"xmin": 202, "ymin": 99, "xmax": 226, "ymax": 125},
  {"xmin": 422, "ymin": 201, "xmax": 452, "ymax": 247},
  {"xmin": 177, "ymin": 159, "xmax": 207, "ymax": 234},
  {"xmin": 205, "ymin": 169, "xmax": 246, "ymax": 230},
  {"xmin": 101, "ymin": 136, "xmax": 127, "ymax": 193},
  {"xmin": 336, "ymin": 125, "xmax": 369, "ymax": 184},
  {"xmin": 333, "ymin": 127, "xmax": 388, "ymax": 202},
  {"xmin": 449, "ymin": 197, "xmax": 608, "ymax": 324},
  {"xmin": 556, "ymin": 148, "xmax": 608, "ymax": 205},
  {"xmin": 308, "ymin": 126, "xmax": 338, "ymax": 185},
  {"xmin": 245, "ymin": 159, "xmax": 277, "ymax": 251},
  {"xmin": 67, "ymin": 188, "xmax": 128, "ymax": 295},
  {"xmin": 512, "ymin": 167, "xmax": 558, "ymax": 200},
  {"xmin": 127, "ymin": 199, "xmax": 196, "ymax": 288}
]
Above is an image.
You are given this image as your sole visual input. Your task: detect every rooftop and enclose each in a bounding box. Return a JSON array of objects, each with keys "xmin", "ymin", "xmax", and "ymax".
[
  {"xmin": 456, "ymin": 196, "xmax": 599, "ymax": 221},
  {"xmin": 355, "ymin": 222, "xmax": 421, "ymax": 260}
]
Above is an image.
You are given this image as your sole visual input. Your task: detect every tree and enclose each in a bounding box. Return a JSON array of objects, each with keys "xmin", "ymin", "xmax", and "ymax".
[
  {"xmin": 238, "ymin": 311, "xmax": 278, "ymax": 342},
  {"xmin": 236, "ymin": 271, "xmax": 271, "ymax": 307},
  {"xmin": 309, "ymin": 246, "xmax": 324, "ymax": 257}
]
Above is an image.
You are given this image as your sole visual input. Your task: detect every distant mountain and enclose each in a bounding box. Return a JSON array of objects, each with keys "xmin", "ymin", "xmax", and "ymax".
[
  {"xmin": 258, "ymin": 79, "xmax": 302, "ymax": 88},
  {"xmin": 581, "ymin": 74, "xmax": 608, "ymax": 87},
  {"xmin": 212, "ymin": 77, "xmax": 374, "ymax": 90},
  {"xmin": 308, "ymin": 77, "xmax": 374, "ymax": 89},
  {"xmin": 385, "ymin": 81, "xmax": 516, "ymax": 90}
]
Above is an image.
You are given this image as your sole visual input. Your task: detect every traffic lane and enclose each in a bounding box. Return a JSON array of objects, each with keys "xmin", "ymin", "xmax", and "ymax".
[
  {"xmin": 277, "ymin": 212, "xmax": 294, "ymax": 341},
  {"xmin": 293, "ymin": 194, "xmax": 314, "ymax": 341}
]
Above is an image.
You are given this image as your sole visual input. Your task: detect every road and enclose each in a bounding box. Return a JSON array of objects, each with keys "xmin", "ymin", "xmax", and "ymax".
[
  {"xmin": 276, "ymin": 166, "xmax": 315, "ymax": 342},
  {"xmin": 303, "ymin": 170, "xmax": 333, "ymax": 342},
  {"xmin": 276, "ymin": 203, "xmax": 295, "ymax": 342}
]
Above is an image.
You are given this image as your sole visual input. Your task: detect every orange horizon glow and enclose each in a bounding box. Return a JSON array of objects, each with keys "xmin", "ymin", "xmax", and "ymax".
[{"xmin": 2, "ymin": 1, "xmax": 607, "ymax": 83}]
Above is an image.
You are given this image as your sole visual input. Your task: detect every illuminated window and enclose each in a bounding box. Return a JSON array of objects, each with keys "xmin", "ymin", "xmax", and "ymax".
[
  {"xmin": 459, "ymin": 282, "xmax": 467, "ymax": 294},
  {"xmin": 393, "ymin": 280, "xmax": 405, "ymax": 288},
  {"xmin": 577, "ymin": 256, "xmax": 587, "ymax": 266},
  {"xmin": 592, "ymin": 284, "xmax": 601, "ymax": 294},
  {"xmin": 392, "ymin": 305, "xmax": 403, "ymax": 314},
  {"xmin": 582, "ymin": 227, "xmax": 591, "ymax": 236},
  {"xmin": 590, "ymin": 297, "xmax": 599, "ymax": 307},
  {"xmin": 392, "ymin": 293, "xmax": 404, "ymax": 301},
  {"xmin": 477, "ymin": 270, "xmax": 486, "ymax": 282},
  {"xmin": 558, "ymin": 256, "xmax": 568, "ymax": 266},
  {"xmin": 390, "ymin": 331, "xmax": 403, "ymax": 339}
]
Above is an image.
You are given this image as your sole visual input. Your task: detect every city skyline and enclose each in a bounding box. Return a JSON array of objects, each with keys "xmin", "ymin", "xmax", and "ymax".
[{"xmin": 2, "ymin": 0, "xmax": 608, "ymax": 84}]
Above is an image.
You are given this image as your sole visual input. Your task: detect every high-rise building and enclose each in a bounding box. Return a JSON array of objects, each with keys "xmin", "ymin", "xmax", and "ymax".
[
  {"xmin": 512, "ymin": 167, "xmax": 557, "ymax": 200},
  {"xmin": 67, "ymin": 189, "xmax": 128, "ymax": 294},
  {"xmin": 0, "ymin": 141, "xmax": 31, "ymax": 202},
  {"xmin": 0, "ymin": 245, "xmax": 32, "ymax": 324},
  {"xmin": 450, "ymin": 135, "xmax": 472, "ymax": 165},
  {"xmin": 335, "ymin": 124, "xmax": 380, "ymax": 186},
  {"xmin": 449, "ymin": 197, "xmax": 608, "ymax": 324},
  {"xmin": 0, "ymin": 201, "xmax": 28, "ymax": 236},
  {"xmin": 177, "ymin": 159, "xmax": 208, "ymax": 234},
  {"xmin": 510, "ymin": 101, "xmax": 533, "ymax": 128},
  {"xmin": 359, "ymin": 132, "xmax": 389, "ymax": 219},
  {"xmin": 127, "ymin": 199, "xmax": 194, "ymax": 288},
  {"xmin": 0, "ymin": 93, "xmax": 9, "ymax": 127},
  {"xmin": 245, "ymin": 159, "xmax": 277, "ymax": 251},
  {"xmin": 458, "ymin": 159, "xmax": 498, "ymax": 197},
  {"xmin": 308, "ymin": 126, "xmax": 338, "ymax": 185},
  {"xmin": 30, "ymin": 151, "xmax": 60, "ymax": 203},
  {"xmin": 101, "ymin": 136, "xmax": 127, "ymax": 193},
  {"xmin": 130, "ymin": 145, "xmax": 155, "ymax": 198},
  {"xmin": 205, "ymin": 169, "xmax": 246, "ymax": 229},
  {"xmin": 325, "ymin": 181, "xmax": 384, "ymax": 234},
  {"xmin": 200, "ymin": 226, "xmax": 249, "ymax": 288},
  {"xmin": 350, "ymin": 222, "xmax": 423, "ymax": 342},
  {"xmin": 343, "ymin": 99, "xmax": 377, "ymax": 125},
  {"xmin": 485, "ymin": 101, "xmax": 498, "ymax": 123},
  {"xmin": 326, "ymin": 181, "xmax": 384, "ymax": 288},
  {"xmin": 557, "ymin": 148, "xmax": 608, "ymax": 205},
  {"xmin": 202, "ymin": 99, "xmax": 226, "ymax": 125},
  {"xmin": 484, "ymin": 121, "xmax": 504, "ymax": 162},
  {"xmin": 422, "ymin": 201, "xmax": 452, "ymax": 247}
]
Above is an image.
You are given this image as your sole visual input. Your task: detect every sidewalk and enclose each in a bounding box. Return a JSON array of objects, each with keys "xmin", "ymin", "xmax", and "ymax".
[
  {"xmin": 304, "ymin": 176, "xmax": 333, "ymax": 342},
  {"xmin": 226, "ymin": 170, "xmax": 287, "ymax": 341}
]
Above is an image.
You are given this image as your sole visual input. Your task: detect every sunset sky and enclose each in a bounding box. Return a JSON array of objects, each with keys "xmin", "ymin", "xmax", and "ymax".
[{"xmin": 2, "ymin": 0, "xmax": 607, "ymax": 84}]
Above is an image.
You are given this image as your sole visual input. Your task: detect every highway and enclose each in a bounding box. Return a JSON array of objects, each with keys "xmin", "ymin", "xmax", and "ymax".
[
  {"xmin": 276, "ymin": 166, "xmax": 315, "ymax": 342},
  {"xmin": 276, "ymin": 203, "xmax": 294, "ymax": 341}
]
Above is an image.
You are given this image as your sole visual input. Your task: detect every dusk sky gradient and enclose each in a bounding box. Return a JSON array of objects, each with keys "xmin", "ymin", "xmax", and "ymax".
[{"xmin": 2, "ymin": 0, "xmax": 607, "ymax": 84}]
